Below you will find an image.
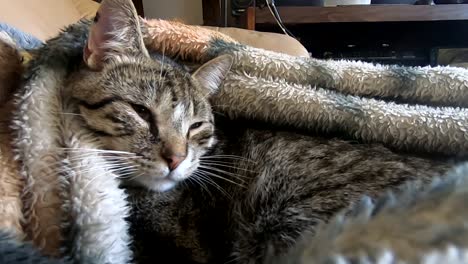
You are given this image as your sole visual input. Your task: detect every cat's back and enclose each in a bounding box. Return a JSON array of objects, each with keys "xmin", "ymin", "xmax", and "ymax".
[
  {"xmin": 215, "ymin": 118, "xmax": 452, "ymax": 193},
  {"xmin": 213, "ymin": 118, "xmax": 454, "ymax": 263},
  {"xmin": 273, "ymin": 165, "xmax": 468, "ymax": 264}
]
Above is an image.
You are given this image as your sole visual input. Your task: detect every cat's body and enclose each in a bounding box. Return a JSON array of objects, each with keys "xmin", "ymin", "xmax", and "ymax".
[
  {"xmin": 273, "ymin": 164, "xmax": 468, "ymax": 264},
  {"xmin": 127, "ymin": 117, "xmax": 452, "ymax": 264},
  {"xmin": 61, "ymin": 1, "xmax": 455, "ymax": 263},
  {"xmin": 2, "ymin": 0, "xmax": 466, "ymax": 263}
]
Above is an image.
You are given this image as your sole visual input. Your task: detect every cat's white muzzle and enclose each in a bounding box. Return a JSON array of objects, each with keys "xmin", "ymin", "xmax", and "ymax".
[{"xmin": 133, "ymin": 149, "xmax": 196, "ymax": 192}]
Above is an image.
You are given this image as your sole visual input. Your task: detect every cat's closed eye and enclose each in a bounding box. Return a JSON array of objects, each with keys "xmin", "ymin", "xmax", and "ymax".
[
  {"xmin": 190, "ymin": 122, "xmax": 203, "ymax": 130},
  {"xmin": 132, "ymin": 104, "xmax": 152, "ymax": 123}
]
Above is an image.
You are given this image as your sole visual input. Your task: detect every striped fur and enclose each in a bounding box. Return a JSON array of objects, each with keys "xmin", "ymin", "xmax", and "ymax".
[
  {"xmin": 70, "ymin": 52, "xmax": 229, "ymax": 191},
  {"xmin": 5, "ymin": 0, "xmax": 468, "ymax": 263}
]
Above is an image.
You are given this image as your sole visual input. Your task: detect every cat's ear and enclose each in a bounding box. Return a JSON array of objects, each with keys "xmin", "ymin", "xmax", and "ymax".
[
  {"xmin": 192, "ymin": 55, "xmax": 233, "ymax": 94},
  {"xmin": 84, "ymin": 0, "xmax": 149, "ymax": 70}
]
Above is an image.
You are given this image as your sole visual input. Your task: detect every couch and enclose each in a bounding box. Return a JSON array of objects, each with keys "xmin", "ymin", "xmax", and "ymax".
[{"xmin": 0, "ymin": 0, "xmax": 309, "ymax": 57}]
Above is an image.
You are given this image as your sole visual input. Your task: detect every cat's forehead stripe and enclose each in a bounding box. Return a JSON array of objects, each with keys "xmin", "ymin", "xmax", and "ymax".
[{"xmin": 173, "ymin": 103, "xmax": 186, "ymax": 120}]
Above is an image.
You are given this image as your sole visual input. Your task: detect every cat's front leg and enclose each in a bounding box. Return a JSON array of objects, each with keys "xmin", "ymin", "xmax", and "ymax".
[{"xmin": 143, "ymin": 19, "xmax": 237, "ymax": 63}]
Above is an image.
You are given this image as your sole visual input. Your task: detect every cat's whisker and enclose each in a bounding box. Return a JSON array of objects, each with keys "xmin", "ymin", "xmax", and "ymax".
[
  {"xmin": 68, "ymin": 165, "xmax": 133, "ymax": 175},
  {"xmin": 63, "ymin": 167, "xmax": 116, "ymax": 176},
  {"xmin": 194, "ymin": 173, "xmax": 211, "ymax": 191},
  {"xmin": 65, "ymin": 153, "xmax": 139, "ymax": 160},
  {"xmin": 193, "ymin": 171, "xmax": 232, "ymax": 199},
  {"xmin": 39, "ymin": 161, "xmax": 102, "ymax": 172},
  {"xmin": 58, "ymin": 151, "xmax": 138, "ymax": 159},
  {"xmin": 58, "ymin": 159, "xmax": 136, "ymax": 172},
  {"xmin": 34, "ymin": 161, "xmax": 131, "ymax": 192},
  {"xmin": 108, "ymin": 168, "xmax": 139, "ymax": 175},
  {"xmin": 61, "ymin": 156, "xmax": 140, "ymax": 166},
  {"xmin": 224, "ymin": 255, "xmax": 243, "ymax": 264},
  {"xmin": 89, "ymin": 160, "xmax": 135, "ymax": 166},
  {"xmin": 37, "ymin": 165, "xmax": 121, "ymax": 193},
  {"xmin": 60, "ymin": 156, "xmax": 139, "ymax": 165},
  {"xmin": 68, "ymin": 152, "xmax": 136, "ymax": 157},
  {"xmin": 202, "ymin": 154, "xmax": 249, "ymax": 160},
  {"xmin": 199, "ymin": 160, "xmax": 234, "ymax": 165},
  {"xmin": 197, "ymin": 168, "xmax": 247, "ymax": 189},
  {"xmin": 201, "ymin": 154, "xmax": 254, "ymax": 161},
  {"xmin": 119, "ymin": 174, "xmax": 138, "ymax": 181},
  {"xmin": 199, "ymin": 160, "xmax": 255, "ymax": 169},
  {"xmin": 44, "ymin": 158, "xmax": 133, "ymax": 169},
  {"xmin": 211, "ymin": 110, "xmax": 226, "ymax": 117},
  {"xmin": 198, "ymin": 165, "xmax": 249, "ymax": 182},
  {"xmin": 64, "ymin": 152, "xmax": 139, "ymax": 158},
  {"xmin": 109, "ymin": 164, "xmax": 138, "ymax": 169},
  {"xmin": 58, "ymin": 112, "xmax": 83, "ymax": 116},
  {"xmin": 205, "ymin": 179, "xmax": 233, "ymax": 199},
  {"xmin": 58, "ymin": 148, "xmax": 137, "ymax": 155},
  {"xmin": 115, "ymin": 174, "xmax": 136, "ymax": 180},
  {"xmin": 180, "ymin": 177, "xmax": 189, "ymax": 189},
  {"xmin": 55, "ymin": 157, "xmax": 139, "ymax": 166},
  {"xmin": 110, "ymin": 167, "xmax": 138, "ymax": 174},
  {"xmin": 201, "ymin": 154, "xmax": 248, "ymax": 158},
  {"xmin": 119, "ymin": 172, "xmax": 143, "ymax": 182},
  {"xmin": 110, "ymin": 168, "xmax": 139, "ymax": 176},
  {"xmin": 111, "ymin": 166, "xmax": 139, "ymax": 174},
  {"xmin": 189, "ymin": 173, "xmax": 212, "ymax": 196},
  {"xmin": 83, "ymin": 171, "xmax": 114, "ymax": 190},
  {"xmin": 199, "ymin": 161, "xmax": 257, "ymax": 174}
]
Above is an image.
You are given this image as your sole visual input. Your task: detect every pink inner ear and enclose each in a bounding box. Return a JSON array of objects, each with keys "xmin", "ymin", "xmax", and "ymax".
[
  {"xmin": 83, "ymin": 40, "xmax": 92, "ymax": 63},
  {"xmin": 84, "ymin": 4, "xmax": 118, "ymax": 70}
]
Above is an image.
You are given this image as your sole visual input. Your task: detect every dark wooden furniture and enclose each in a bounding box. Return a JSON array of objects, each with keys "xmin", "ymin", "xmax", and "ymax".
[
  {"xmin": 202, "ymin": 0, "xmax": 254, "ymax": 28},
  {"xmin": 202, "ymin": 3, "xmax": 468, "ymax": 66},
  {"xmin": 93, "ymin": 0, "xmax": 144, "ymax": 16},
  {"xmin": 202, "ymin": 0, "xmax": 222, "ymax": 26},
  {"xmin": 253, "ymin": 4, "xmax": 468, "ymax": 25},
  {"xmin": 132, "ymin": 0, "xmax": 144, "ymax": 16}
]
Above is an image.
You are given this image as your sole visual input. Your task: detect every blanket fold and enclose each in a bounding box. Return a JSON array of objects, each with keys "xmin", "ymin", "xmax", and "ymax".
[
  {"xmin": 144, "ymin": 19, "xmax": 468, "ymax": 156},
  {"xmin": 10, "ymin": 21, "xmax": 132, "ymax": 263}
]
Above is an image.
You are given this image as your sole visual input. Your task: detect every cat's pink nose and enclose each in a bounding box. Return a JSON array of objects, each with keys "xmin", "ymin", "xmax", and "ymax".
[
  {"xmin": 162, "ymin": 143, "xmax": 187, "ymax": 171},
  {"xmin": 164, "ymin": 154, "xmax": 186, "ymax": 171}
]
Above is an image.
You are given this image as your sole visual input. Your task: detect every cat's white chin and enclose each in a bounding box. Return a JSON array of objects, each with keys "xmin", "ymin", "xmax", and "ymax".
[
  {"xmin": 129, "ymin": 150, "xmax": 197, "ymax": 192},
  {"xmin": 136, "ymin": 176, "xmax": 177, "ymax": 192},
  {"xmin": 151, "ymin": 180, "xmax": 177, "ymax": 192}
]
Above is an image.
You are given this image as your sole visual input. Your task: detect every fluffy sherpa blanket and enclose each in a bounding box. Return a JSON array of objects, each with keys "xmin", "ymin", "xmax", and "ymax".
[
  {"xmin": 2, "ymin": 6, "xmax": 468, "ymax": 263},
  {"xmin": 143, "ymin": 19, "xmax": 468, "ymax": 156}
]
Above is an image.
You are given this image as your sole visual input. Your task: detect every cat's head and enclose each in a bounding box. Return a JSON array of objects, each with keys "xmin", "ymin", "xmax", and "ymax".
[{"xmin": 70, "ymin": 0, "xmax": 232, "ymax": 191}]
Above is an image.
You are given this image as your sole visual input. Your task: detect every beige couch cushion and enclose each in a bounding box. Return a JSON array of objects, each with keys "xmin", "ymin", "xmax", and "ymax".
[
  {"xmin": 72, "ymin": 0, "xmax": 100, "ymax": 19},
  {"xmin": 0, "ymin": 0, "xmax": 80, "ymax": 41},
  {"xmin": 0, "ymin": 0, "xmax": 308, "ymax": 57},
  {"xmin": 206, "ymin": 26, "xmax": 309, "ymax": 57}
]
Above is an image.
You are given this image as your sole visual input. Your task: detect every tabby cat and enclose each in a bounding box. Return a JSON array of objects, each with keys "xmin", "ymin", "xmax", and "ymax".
[
  {"xmin": 0, "ymin": 0, "xmax": 460, "ymax": 263},
  {"xmin": 63, "ymin": 1, "xmax": 457, "ymax": 263}
]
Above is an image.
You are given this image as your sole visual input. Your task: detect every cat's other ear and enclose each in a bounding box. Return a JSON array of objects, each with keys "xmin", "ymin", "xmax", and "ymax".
[
  {"xmin": 84, "ymin": 0, "xmax": 149, "ymax": 70},
  {"xmin": 192, "ymin": 55, "xmax": 233, "ymax": 94}
]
